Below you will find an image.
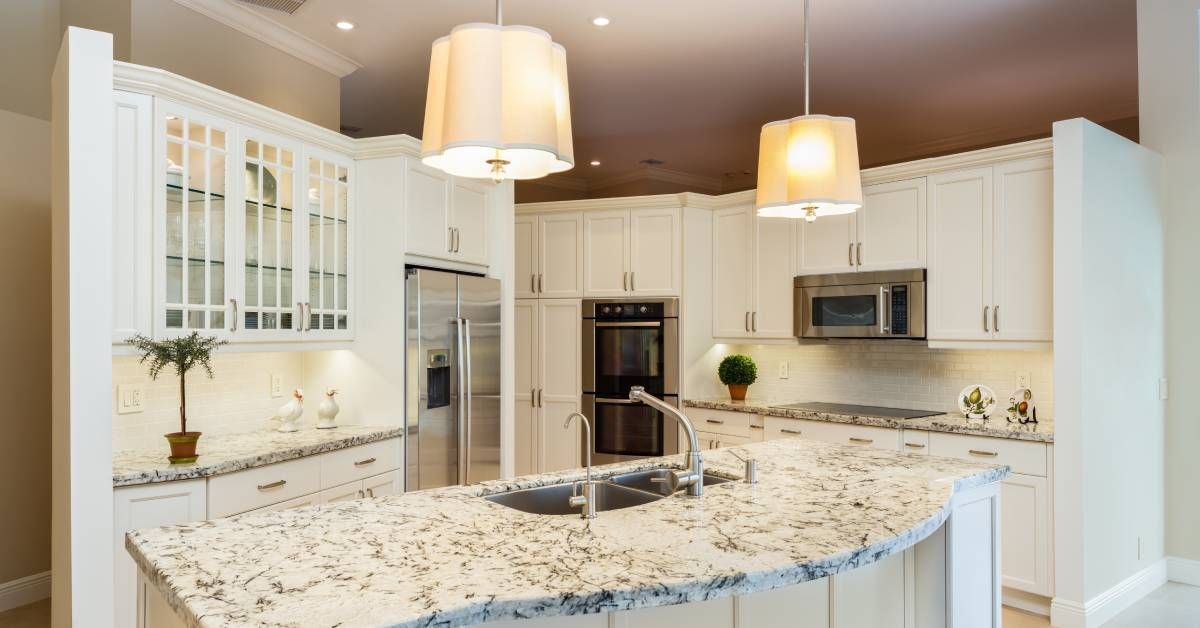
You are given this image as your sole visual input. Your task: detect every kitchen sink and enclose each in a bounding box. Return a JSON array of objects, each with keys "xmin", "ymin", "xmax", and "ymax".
[
  {"xmin": 609, "ymin": 468, "xmax": 734, "ymax": 497},
  {"xmin": 484, "ymin": 481, "xmax": 663, "ymax": 515}
]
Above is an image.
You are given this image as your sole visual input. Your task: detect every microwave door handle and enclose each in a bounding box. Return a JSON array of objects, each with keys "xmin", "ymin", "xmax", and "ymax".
[{"xmin": 880, "ymin": 286, "xmax": 890, "ymax": 334}]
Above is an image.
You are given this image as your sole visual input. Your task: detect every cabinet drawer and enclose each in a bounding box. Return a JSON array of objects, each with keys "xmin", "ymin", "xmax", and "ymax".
[
  {"xmin": 320, "ymin": 438, "xmax": 402, "ymax": 489},
  {"xmin": 764, "ymin": 417, "xmax": 823, "ymax": 440},
  {"xmin": 748, "ymin": 415, "xmax": 766, "ymax": 442},
  {"xmin": 807, "ymin": 422, "xmax": 899, "ymax": 451},
  {"xmin": 209, "ymin": 455, "xmax": 321, "ymax": 518},
  {"xmin": 899, "ymin": 430, "xmax": 930, "ymax": 455},
  {"xmin": 928, "ymin": 432, "xmax": 1047, "ymax": 476},
  {"xmin": 690, "ymin": 408, "xmax": 752, "ymax": 438}
]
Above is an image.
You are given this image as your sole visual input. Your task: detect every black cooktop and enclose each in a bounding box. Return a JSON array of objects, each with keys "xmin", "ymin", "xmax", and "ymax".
[{"xmin": 771, "ymin": 402, "xmax": 941, "ymax": 419}]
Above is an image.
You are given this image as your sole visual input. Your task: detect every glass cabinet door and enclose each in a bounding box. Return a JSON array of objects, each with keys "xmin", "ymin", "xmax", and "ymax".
[
  {"xmin": 306, "ymin": 154, "xmax": 351, "ymax": 333},
  {"xmin": 162, "ymin": 111, "xmax": 230, "ymax": 332},
  {"xmin": 242, "ymin": 135, "xmax": 298, "ymax": 333}
]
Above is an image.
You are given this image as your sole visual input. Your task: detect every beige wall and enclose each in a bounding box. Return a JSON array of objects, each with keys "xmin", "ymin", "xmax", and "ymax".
[
  {"xmin": 0, "ymin": 0, "xmax": 61, "ymax": 120},
  {"xmin": 129, "ymin": 0, "xmax": 341, "ymax": 130},
  {"xmin": 1138, "ymin": 0, "xmax": 1200, "ymax": 563},
  {"xmin": 61, "ymin": 0, "xmax": 131, "ymax": 62},
  {"xmin": 0, "ymin": 108, "xmax": 52, "ymax": 585}
]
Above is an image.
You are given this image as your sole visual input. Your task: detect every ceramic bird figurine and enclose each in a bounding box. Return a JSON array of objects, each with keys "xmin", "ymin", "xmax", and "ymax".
[
  {"xmin": 274, "ymin": 388, "xmax": 304, "ymax": 433},
  {"xmin": 316, "ymin": 388, "xmax": 340, "ymax": 429}
]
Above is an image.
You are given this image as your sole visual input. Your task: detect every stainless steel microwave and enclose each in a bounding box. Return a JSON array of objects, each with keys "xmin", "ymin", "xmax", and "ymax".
[{"xmin": 795, "ymin": 269, "xmax": 926, "ymax": 339}]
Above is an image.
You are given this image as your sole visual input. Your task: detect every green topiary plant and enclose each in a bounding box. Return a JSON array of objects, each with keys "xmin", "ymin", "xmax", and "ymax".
[
  {"xmin": 718, "ymin": 355, "xmax": 757, "ymax": 401},
  {"xmin": 128, "ymin": 332, "xmax": 227, "ymax": 464}
]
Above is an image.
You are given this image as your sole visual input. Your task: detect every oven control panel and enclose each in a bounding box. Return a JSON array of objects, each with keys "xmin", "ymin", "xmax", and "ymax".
[{"xmin": 594, "ymin": 302, "xmax": 665, "ymax": 320}]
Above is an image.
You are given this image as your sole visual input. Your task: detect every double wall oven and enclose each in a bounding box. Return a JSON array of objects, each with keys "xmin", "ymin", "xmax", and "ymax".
[{"xmin": 582, "ymin": 298, "xmax": 680, "ymax": 465}]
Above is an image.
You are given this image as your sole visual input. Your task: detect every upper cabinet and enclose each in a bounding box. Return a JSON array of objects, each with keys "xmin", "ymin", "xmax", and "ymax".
[
  {"xmin": 712, "ymin": 206, "xmax": 795, "ymax": 339},
  {"xmin": 927, "ymin": 158, "xmax": 1052, "ymax": 345},
  {"xmin": 796, "ymin": 178, "xmax": 927, "ymax": 276},
  {"xmin": 403, "ymin": 159, "xmax": 492, "ymax": 266},
  {"xmin": 583, "ymin": 207, "xmax": 681, "ymax": 297},
  {"xmin": 516, "ymin": 212, "xmax": 584, "ymax": 299}
]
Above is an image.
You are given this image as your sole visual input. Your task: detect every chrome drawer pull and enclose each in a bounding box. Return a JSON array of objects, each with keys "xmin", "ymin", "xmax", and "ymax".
[
  {"xmin": 968, "ymin": 449, "xmax": 999, "ymax": 457},
  {"xmin": 780, "ymin": 428, "xmax": 802, "ymax": 435},
  {"xmin": 749, "ymin": 424, "xmax": 764, "ymax": 430},
  {"xmin": 366, "ymin": 488, "xmax": 375, "ymax": 497},
  {"xmin": 706, "ymin": 419, "xmax": 725, "ymax": 425},
  {"xmin": 257, "ymin": 480, "xmax": 286, "ymax": 491},
  {"xmin": 904, "ymin": 442, "xmax": 927, "ymax": 449},
  {"xmin": 354, "ymin": 457, "xmax": 377, "ymax": 467},
  {"xmin": 849, "ymin": 437, "xmax": 874, "ymax": 444}
]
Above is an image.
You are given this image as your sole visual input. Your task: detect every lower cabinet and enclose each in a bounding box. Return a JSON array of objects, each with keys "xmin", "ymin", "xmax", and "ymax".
[
  {"xmin": 318, "ymin": 471, "xmax": 403, "ymax": 504},
  {"xmin": 515, "ymin": 298, "xmax": 582, "ymax": 475}
]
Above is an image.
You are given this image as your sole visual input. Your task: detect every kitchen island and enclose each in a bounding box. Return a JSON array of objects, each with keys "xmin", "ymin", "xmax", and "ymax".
[{"xmin": 127, "ymin": 438, "xmax": 1007, "ymax": 628}]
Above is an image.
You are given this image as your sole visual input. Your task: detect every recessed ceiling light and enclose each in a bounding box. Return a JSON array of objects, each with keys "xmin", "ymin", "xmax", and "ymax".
[
  {"xmin": 336, "ymin": 21, "xmax": 355, "ymax": 31},
  {"xmin": 590, "ymin": 160, "xmax": 601, "ymax": 166},
  {"xmin": 591, "ymin": 16, "xmax": 611, "ymax": 27}
]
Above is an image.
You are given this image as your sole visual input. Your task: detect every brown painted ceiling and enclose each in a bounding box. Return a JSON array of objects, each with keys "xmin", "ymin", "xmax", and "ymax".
[{"xmin": 248, "ymin": 0, "xmax": 1138, "ymax": 199}]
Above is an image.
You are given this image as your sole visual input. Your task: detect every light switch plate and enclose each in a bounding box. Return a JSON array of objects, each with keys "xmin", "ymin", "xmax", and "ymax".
[
  {"xmin": 117, "ymin": 383, "xmax": 145, "ymax": 414},
  {"xmin": 778, "ymin": 361, "xmax": 789, "ymax": 379},
  {"xmin": 270, "ymin": 374, "xmax": 283, "ymax": 398}
]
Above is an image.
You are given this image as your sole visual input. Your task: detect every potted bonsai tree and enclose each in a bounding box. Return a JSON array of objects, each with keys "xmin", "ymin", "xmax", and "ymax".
[
  {"xmin": 718, "ymin": 354, "xmax": 757, "ymax": 401},
  {"xmin": 128, "ymin": 332, "xmax": 228, "ymax": 464}
]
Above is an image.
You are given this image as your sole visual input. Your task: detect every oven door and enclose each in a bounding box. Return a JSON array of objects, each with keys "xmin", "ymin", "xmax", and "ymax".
[
  {"xmin": 801, "ymin": 284, "xmax": 889, "ymax": 338},
  {"xmin": 583, "ymin": 319, "xmax": 677, "ymax": 395},
  {"xmin": 583, "ymin": 394, "xmax": 680, "ymax": 465}
]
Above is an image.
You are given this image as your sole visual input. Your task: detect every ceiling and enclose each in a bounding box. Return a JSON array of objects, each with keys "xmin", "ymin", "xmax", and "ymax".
[{"xmin": 245, "ymin": 0, "xmax": 1138, "ymax": 198}]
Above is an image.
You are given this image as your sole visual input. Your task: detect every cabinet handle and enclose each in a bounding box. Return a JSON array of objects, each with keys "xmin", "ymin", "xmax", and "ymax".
[
  {"xmin": 538, "ymin": 274, "xmax": 544, "ymax": 293},
  {"xmin": 357, "ymin": 489, "xmax": 365, "ymax": 499},
  {"xmin": 984, "ymin": 306, "xmax": 990, "ymax": 333},
  {"xmin": 354, "ymin": 457, "xmax": 377, "ymax": 467},
  {"xmin": 848, "ymin": 243, "xmax": 854, "ymax": 266},
  {"xmin": 745, "ymin": 311, "xmax": 750, "ymax": 332},
  {"xmin": 257, "ymin": 480, "xmax": 286, "ymax": 491},
  {"xmin": 749, "ymin": 424, "xmax": 764, "ymax": 430},
  {"xmin": 857, "ymin": 243, "xmax": 862, "ymax": 267},
  {"xmin": 455, "ymin": 228, "xmax": 461, "ymax": 253},
  {"xmin": 904, "ymin": 442, "xmax": 926, "ymax": 449},
  {"xmin": 537, "ymin": 388, "xmax": 543, "ymax": 408},
  {"xmin": 849, "ymin": 437, "xmax": 874, "ymax": 444},
  {"xmin": 531, "ymin": 274, "xmax": 537, "ymax": 294},
  {"xmin": 448, "ymin": 227, "xmax": 454, "ymax": 253},
  {"xmin": 623, "ymin": 271, "xmax": 629, "ymax": 291},
  {"xmin": 705, "ymin": 419, "xmax": 725, "ymax": 425},
  {"xmin": 305, "ymin": 303, "xmax": 313, "ymax": 331},
  {"xmin": 780, "ymin": 428, "xmax": 802, "ymax": 435},
  {"xmin": 751, "ymin": 311, "xmax": 757, "ymax": 332},
  {"xmin": 296, "ymin": 302, "xmax": 304, "ymax": 332},
  {"xmin": 630, "ymin": 272, "xmax": 636, "ymax": 291},
  {"xmin": 993, "ymin": 305, "xmax": 1000, "ymax": 333},
  {"xmin": 229, "ymin": 298, "xmax": 238, "ymax": 332},
  {"xmin": 531, "ymin": 388, "xmax": 537, "ymax": 408},
  {"xmin": 366, "ymin": 488, "xmax": 375, "ymax": 498},
  {"xmin": 968, "ymin": 449, "xmax": 999, "ymax": 457}
]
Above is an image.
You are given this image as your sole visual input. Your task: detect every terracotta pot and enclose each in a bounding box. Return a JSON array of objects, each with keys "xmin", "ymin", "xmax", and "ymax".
[
  {"xmin": 727, "ymin": 384, "xmax": 748, "ymax": 401},
  {"xmin": 165, "ymin": 431, "xmax": 202, "ymax": 465}
]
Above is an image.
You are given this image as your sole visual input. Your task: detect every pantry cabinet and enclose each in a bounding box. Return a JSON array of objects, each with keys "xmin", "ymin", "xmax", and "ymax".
[
  {"xmin": 583, "ymin": 207, "xmax": 681, "ymax": 297},
  {"xmin": 514, "ymin": 299, "xmax": 582, "ymax": 475},
  {"xmin": 712, "ymin": 206, "xmax": 795, "ymax": 339},
  {"xmin": 795, "ymin": 178, "xmax": 927, "ymax": 275},
  {"xmin": 515, "ymin": 212, "xmax": 584, "ymax": 299}
]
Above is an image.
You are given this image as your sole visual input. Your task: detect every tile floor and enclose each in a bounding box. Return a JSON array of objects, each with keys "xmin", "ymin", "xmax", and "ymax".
[{"xmin": 0, "ymin": 586, "xmax": 1195, "ymax": 627}]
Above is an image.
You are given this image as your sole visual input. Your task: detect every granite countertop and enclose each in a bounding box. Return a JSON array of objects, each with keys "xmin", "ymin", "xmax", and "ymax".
[
  {"xmin": 684, "ymin": 398, "xmax": 1054, "ymax": 443},
  {"xmin": 126, "ymin": 438, "xmax": 1007, "ymax": 627},
  {"xmin": 113, "ymin": 425, "xmax": 404, "ymax": 487}
]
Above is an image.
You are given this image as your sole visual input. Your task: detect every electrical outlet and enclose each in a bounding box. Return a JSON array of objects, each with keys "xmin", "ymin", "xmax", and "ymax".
[
  {"xmin": 1015, "ymin": 371, "xmax": 1030, "ymax": 390},
  {"xmin": 1159, "ymin": 377, "xmax": 1169, "ymax": 401},
  {"xmin": 270, "ymin": 374, "xmax": 283, "ymax": 398},
  {"xmin": 778, "ymin": 361, "xmax": 789, "ymax": 379},
  {"xmin": 117, "ymin": 383, "xmax": 145, "ymax": 414}
]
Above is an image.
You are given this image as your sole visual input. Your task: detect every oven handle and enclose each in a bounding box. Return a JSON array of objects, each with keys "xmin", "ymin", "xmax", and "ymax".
[{"xmin": 594, "ymin": 321, "xmax": 663, "ymax": 328}]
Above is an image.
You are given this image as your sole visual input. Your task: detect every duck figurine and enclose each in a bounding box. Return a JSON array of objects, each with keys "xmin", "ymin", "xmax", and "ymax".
[
  {"xmin": 273, "ymin": 388, "xmax": 304, "ymax": 433},
  {"xmin": 316, "ymin": 388, "xmax": 340, "ymax": 429}
]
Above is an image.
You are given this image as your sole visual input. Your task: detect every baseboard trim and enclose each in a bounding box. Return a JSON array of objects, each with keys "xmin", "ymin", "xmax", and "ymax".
[
  {"xmin": 1003, "ymin": 588, "xmax": 1051, "ymax": 616},
  {"xmin": 1167, "ymin": 556, "xmax": 1200, "ymax": 586},
  {"xmin": 0, "ymin": 570, "xmax": 50, "ymax": 613},
  {"xmin": 1050, "ymin": 559, "xmax": 1167, "ymax": 628}
]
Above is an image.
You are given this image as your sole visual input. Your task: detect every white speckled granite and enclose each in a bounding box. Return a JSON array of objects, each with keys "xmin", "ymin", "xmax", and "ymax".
[
  {"xmin": 126, "ymin": 438, "xmax": 1007, "ymax": 627},
  {"xmin": 684, "ymin": 398, "xmax": 1054, "ymax": 443},
  {"xmin": 113, "ymin": 425, "xmax": 404, "ymax": 487}
]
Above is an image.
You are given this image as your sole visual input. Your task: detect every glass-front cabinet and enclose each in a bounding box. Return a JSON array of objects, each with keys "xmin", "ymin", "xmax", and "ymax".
[{"xmin": 153, "ymin": 100, "xmax": 352, "ymax": 342}]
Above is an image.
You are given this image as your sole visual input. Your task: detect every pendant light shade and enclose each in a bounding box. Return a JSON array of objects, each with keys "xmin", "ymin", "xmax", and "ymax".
[
  {"xmin": 755, "ymin": 114, "xmax": 862, "ymax": 219},
  {"xmin": 421, "ymin": 23, "xmax": 575, "ymax": 182}
]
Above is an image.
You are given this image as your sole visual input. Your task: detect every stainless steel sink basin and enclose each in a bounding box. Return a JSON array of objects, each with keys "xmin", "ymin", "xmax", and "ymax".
[
  {"xmin": 609, "ymin": 468, "xmax": 735, "ymax": 497},
  {"xmin": 484, "ymin": 481, "xmax": 663, "ymax": 515}
]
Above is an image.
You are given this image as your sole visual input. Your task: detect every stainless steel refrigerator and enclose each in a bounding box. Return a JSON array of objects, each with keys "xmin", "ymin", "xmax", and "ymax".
[{"xmin": 405, "ymin": 267, "xmax": 502, "ymax": 490}]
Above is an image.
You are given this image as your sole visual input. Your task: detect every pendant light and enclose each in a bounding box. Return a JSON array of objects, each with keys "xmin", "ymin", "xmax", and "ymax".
[
  {"xmin": 421, "ymin": 0, "xmax": 575, "ymax": 183},
  {"xmin": 755, "ymin": 0, "xmax": 862, "ymax": 221}
]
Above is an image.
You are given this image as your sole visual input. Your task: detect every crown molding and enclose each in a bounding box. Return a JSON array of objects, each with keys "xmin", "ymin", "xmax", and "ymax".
[
  {"xmin": 592, "ymin": 165, "xmax": 723, "ymax": 194},
  {"xmin": 114, "ymin": 61, "xmax": 356, "ymax": 154},
  {"xmin": 171, "ymin": 0, "xmax": 362, "ymax": 77},
  {"xmin": 353, "ymin": 134, "xmax": 422, "ymax": 160},
  {"xmin": 523, "ymin": 173, "xmax": 591, "ymax": 192}
]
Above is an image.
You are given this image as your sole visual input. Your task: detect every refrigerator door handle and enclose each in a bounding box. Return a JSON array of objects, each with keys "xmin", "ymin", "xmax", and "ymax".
[
  {"xmin": 454, "ymin": 318, "xmax": 467, "ymax": 484},
  {"xmin": 463, "ymin": 318, "xmax": 473, "ymax": 484}
]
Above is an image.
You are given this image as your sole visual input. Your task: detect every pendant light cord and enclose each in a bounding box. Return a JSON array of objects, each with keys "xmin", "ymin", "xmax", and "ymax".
[
  {"xmin": 496, "ymin": 0, "xmax": 503, "ymax": 26},
  {"xmin": 804, "ymin": 0, "xmax": 810, "ymax": 116}
]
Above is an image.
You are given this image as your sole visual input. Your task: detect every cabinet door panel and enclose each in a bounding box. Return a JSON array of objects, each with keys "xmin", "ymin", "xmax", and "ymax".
[
  {"xmin": 363, "ymin": 470, "xmax": 402, "ymax": 498},
  {"xmin": 927, "ymin": 167, "xmax": 993, "ymax": 340},
  {"xmin": 623, "ymin": 596, "xmax": 733, "ymax": 628},
  {"xmin": 514, "ymin": 300, "xmax": 539, "ymax": 476},
  {"xmin": 993, "ymin": 158, "xmax": 1053, "ymax": 342},
  {"xmin": 240, "ymin": 127, "xmax": 303, "ymax": 337},
  {"xmin": 405, "ymin": 160, "xmax": 452, "ymax": 259},
  {"xmin": 1001, "ymin": 473, "xmax": 1050, "ymax": 595},
  {"xmin": 113, "ymin": 91, "xmax": 154, "ymax": 343},
  {"xmin": 858, "ymin": 178, "xmax": 927, "ymax": 271},
  {"xmin": 583, "ymin": 209, "xmax": 630, "ymax": 297},
  {"xmin": 540, "ymin": 212, "xmax": 584, "ymax": 297},
  {"xmin": 304, "ymin": 150, "xmax": 353, "ymax": 335},
  {"xmin": 738, "ymin": 578, "xmax": 829, "ymax": 628},
  {"xmin": 538, "ymin": 299, "xmax": 581, "ymax": 471},
  {"xmin": 754, "ymin": 216, "xmax": 796, "ymax": 337},
  {"xmin": 514, "ymin": 216, "xmax": 538, "ymax": 298},
  {"xmin": 451, "ymin": 179, "xmax": 489, "ymax": 265},
  {"xmin": 628, "ymin": 207, "xmax": 681, "ymax": 295},
  {"xmin": 318, "ymin": 480, "xmax": 364, "ymax": 504},
  {"xmin": 712, "ymin": 207, "xmax": 754, "ymax": 338},
  {"xmin": 831, "ymin": 550, "xmax": 905, "ymax": 628},
  {"xmin": 796, "ymin": 212, "xmax": 856, "ymax": 275}
]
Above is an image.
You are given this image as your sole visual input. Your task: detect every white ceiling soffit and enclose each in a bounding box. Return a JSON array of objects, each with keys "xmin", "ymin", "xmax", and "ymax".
[{"xmin": 171, "ymin": 0, "xmax": 362, "ymax": 77}]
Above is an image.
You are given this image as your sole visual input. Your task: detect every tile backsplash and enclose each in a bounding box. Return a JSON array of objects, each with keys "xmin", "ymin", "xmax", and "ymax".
[
  {"xmin": 112, "ymin": 352, "xmax": 305, "ymax": 451},
  {"xmin": 719, "ymin": 341, "xmax": 1053, "ymax": 418}
]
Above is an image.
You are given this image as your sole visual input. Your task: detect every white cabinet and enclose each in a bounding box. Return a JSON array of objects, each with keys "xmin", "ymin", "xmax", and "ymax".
[
  {"xmin": 516, "ymin": 212, "xmax": 584, "ymax": 299},
  {"xmin": 515, "ymin": 215, "xmax": 538, "ymax": 299},
  {"xmin": 804, "ymin": 421, "xmax": 900, "ymax": 451},
  {"xmin": 515, "ymin": 298, "xmax": 582, "ymax": 474},
  {"xmin": 114, "ymin": 479, "xmax": 206, "ymax": 628},
  {"xmin": 450, "ymin": 178, "xmax": 490, "ymax": 265},
  {"xmin": 712, "ymin": 206, "xmax": 796, "ymax": 339},
  {"xmin": 795, "ymin": 178, "xmax": 927, "ymax": 275},
  {"xmin": 112, "ymin": 91, "xmax": 154, "ymax": 343},
  {"xmin": 319, "ymin": 471, "xmax": 403, "ymax": 504},
  {"xmin": 831, "ymin": 550, "xmax": 907, "ymax": 628},
  {"xmin": 403, "ymin": 159, "xmax": 492, "ymax": 266},
  {"xmin": 927, "ymin": 159, "xmax": 1052, "ymax": 345},
  {"xmin": 584, "ymin": 207, "xmax": 681, "ymax": 297}
]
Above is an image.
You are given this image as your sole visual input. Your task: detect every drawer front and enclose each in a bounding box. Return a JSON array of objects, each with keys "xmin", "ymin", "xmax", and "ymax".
[
  {"xmin": 748, "ymin": 415, "xmax": 766, "ymax": 442},
  {"xmin": 899, "ymin": 429, "xmax": 930, "ymax": 455},
  {"xmin": 689, "ymin": 408, "xmax": 752, "ymax": 438},
  {"xmin": 806, "ymin": 422, "xmax": 900, "ymax": 451},
  {"xmin": 209, "ymin": 455, "xmax": 321, "ymax": 518},
  {"xmin": 236, "ymin": 491, "xmax": 321, "ymax": 517},
  {"xmin": 763, "ymin": 417, "xmax": 823, "ymax": 440},
  {"xmin": 320, "ymin": 438, "xmax": 402, "ymax": 489},
  {"xmin": 928, "ymin": 432, "xmax": 1047, "ymax": 476}
]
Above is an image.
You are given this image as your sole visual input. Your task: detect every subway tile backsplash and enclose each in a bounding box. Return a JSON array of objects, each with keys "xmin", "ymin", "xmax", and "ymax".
[{"xmin": 719, "ymin": 341, "xmax": 1053, "ymax": 418}]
